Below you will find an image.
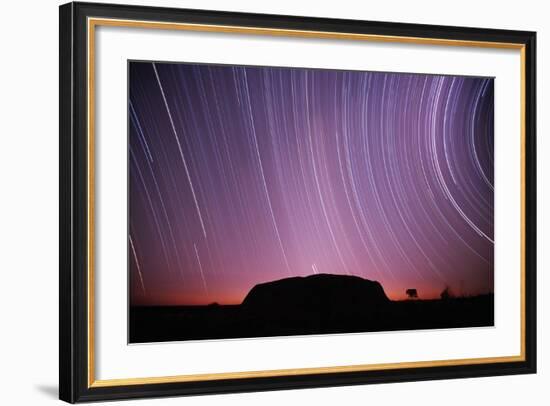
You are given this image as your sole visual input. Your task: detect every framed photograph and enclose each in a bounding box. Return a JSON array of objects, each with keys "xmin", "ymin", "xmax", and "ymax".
[{"xmin": 59, "ymin": 2, "xmax": 536, "ymax": 403}]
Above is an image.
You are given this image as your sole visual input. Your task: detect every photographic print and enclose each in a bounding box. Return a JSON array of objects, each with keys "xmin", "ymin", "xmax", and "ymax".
[
  {"xmin": 60, "ymin": 5, "xmax": 536, "ymax": 400},
  {"xmin": 128, "ymin": 61, "xmax": 494, "ymax": 343}
]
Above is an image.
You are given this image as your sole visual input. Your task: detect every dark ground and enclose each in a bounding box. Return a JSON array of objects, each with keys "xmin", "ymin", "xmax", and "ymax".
[{"xmin": 129, "ymin": 295, "xmax": 494, "ymax": 343}]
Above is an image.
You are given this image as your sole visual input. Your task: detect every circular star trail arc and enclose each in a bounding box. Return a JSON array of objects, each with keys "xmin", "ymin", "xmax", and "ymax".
[{"xmin": 128, "ymin": 62, "xmax": 494, "ymax": 305}]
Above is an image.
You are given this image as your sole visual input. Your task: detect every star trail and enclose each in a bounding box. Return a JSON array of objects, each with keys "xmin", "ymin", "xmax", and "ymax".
[{"xmin": 128, "ymin": 61, "xmax": 494, "ymax": 306}]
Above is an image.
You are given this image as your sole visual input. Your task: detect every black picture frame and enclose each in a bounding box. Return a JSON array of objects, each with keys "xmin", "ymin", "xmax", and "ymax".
[{"xmin": 59, "ymin": 1, "xmax": 537, "ymax": 403}]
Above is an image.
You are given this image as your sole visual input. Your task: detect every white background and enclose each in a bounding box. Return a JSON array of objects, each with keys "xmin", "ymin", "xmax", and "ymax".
[{"xmin": 0, "ymin": 0, "xmax": 547, "ymax": 404}]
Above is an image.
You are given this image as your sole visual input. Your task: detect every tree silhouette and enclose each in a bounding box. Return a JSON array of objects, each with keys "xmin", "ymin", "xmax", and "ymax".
[{"xmin": 406, "ymin": 289, "xmax": 418, "ymax": 299}]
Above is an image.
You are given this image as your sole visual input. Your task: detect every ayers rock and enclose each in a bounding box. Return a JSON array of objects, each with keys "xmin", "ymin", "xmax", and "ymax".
[{"xmin": 242, "ymin": 274, "xmax": 390, "ymax": 318}]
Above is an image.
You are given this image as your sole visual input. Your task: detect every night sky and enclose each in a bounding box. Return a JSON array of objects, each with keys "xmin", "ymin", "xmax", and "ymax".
[{"xmin": 129, "ymin": 61, "xmax": 494, "ymax": 306}]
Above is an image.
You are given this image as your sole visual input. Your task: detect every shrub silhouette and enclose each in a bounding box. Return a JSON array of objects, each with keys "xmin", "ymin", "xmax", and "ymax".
[{"xmin": 440, "ymin": 286, "xmax": 454, "ymax": 300}]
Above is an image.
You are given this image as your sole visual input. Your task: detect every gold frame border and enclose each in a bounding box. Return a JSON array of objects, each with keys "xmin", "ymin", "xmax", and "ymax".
[{"xmin": 87, "ymin": 17, "xmax": 527, "ymax": 388}]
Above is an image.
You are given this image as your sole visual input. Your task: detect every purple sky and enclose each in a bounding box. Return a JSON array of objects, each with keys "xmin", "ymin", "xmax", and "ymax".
[{"xmin": 129, "ymin": 61, "xmax": 494, "ymax": 305}]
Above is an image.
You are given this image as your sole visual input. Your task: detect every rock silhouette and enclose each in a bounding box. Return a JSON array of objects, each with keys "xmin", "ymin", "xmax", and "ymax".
[{"xmin": 242, "ymin": 274, "xmax": 389, "ymax": 317}]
